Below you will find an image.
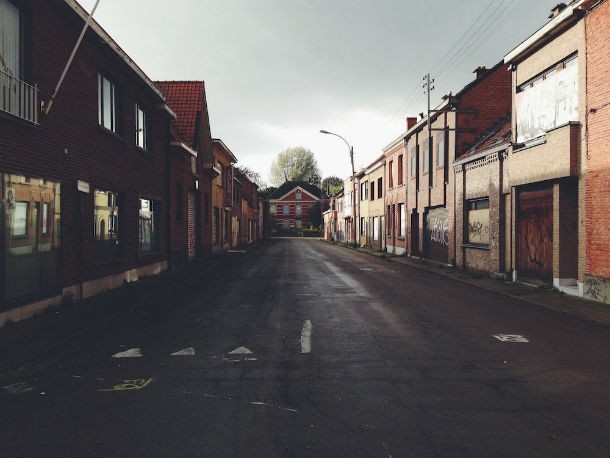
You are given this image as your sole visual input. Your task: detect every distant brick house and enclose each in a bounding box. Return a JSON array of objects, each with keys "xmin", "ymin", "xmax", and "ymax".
[
  {"xmin": 210, "ymin": 139, "xmax": 237, "ymax": 253},
  {"xmin": 0, "ymin": 0, "xmax": 174, "ymax": 324},
  {"xmin": 384, "ymin": 118, "xmax": 416, "ymax": 255},
  {"xmin": 268, "ymin": 181, "xmax": 323, "ymax": 233}
]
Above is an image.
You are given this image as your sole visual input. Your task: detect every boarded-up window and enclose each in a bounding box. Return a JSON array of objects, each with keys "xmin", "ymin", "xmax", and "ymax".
[{"xmin": 467, "ymin": 198, "xmax": 490, "ymax": 245}]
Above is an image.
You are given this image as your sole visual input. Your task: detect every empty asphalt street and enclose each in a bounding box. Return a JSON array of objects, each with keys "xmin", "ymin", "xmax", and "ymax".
[{"xmin": 1, "ymin": 238, "xmax": 608, "ymax": 457}]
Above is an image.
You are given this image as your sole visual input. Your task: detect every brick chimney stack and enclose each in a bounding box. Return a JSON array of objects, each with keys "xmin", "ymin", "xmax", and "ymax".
[
  {"xmin": 406, "ymin": 117, "xmax": 417, "ymax": 130},
  {"xmin": 549, "ymin": 3, "xmax": 567, "ymax": 18},
  {"xmin": 473, "ymin": 66, "xmax": 487, "ymax": 80}
]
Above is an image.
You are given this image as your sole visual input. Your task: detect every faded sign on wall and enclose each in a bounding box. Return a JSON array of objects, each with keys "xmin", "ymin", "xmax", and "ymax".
[{"xmin": 515, "ymin": 60, "xmax": 578, "ymax": 143}]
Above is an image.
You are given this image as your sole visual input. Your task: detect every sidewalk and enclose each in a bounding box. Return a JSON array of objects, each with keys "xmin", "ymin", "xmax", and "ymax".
[{"xmin": 351, "ymin": 245, "xmax": 610, "ymax": 327}]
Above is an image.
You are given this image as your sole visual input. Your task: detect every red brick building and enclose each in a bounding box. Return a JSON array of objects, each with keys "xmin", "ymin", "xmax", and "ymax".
[
  {"xmin": 1, "ymin": 0, "xmax": 174, "ymax": 324},
  {"xmin": 583, "ymin": 0, "xmax": 610, "ymax": 303},
  {"xmin": 156, "ymin": 81, "xmax": 214, "ymax": 264},
  {"xmin": 384, "ymin": 117, "xmax": 416, "ymax": 255},
  {"xmin": 268, "ymin": 181, "xmax": 323, "ymax": 233}
]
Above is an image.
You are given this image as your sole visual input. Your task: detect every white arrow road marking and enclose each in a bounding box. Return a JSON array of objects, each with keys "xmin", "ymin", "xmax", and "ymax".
[
  {"xmin": 224, "ymin": 346, "xmax": 258, "ymax": 361},
  {"xmin": 228, "ymin": 346, "xmax": 253, "ymax": 355},
  {"xmin": 301, "ymin": 320, "xmax": 312, "ymax": 354},
  {"xmin": 112, "ymin": 348, "xmax": 143, "ymax": 358},
  {"xmin": 171, "ymin": 347, "xmax": 196, "ymax": 356}
]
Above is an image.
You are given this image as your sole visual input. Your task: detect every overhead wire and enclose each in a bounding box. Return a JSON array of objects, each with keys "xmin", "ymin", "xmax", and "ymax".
[{"xmin": 390, "ymin": 0, "xmax": 524, "ymax": 123}]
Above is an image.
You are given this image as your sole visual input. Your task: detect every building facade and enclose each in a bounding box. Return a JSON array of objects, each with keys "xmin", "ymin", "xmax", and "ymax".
[
  {"xmin": 405, "ymin": 62, "xmax": 512, "ymax": 265},
  {"xmin": 583, "ymin": 0, "xmax": 610, "ymax": 303},
  {"xmin": 268, "ymin": 181, "xmax": 322, "ymax": 234},
  {"xmin": 503, "ymin": 1, "xmax": 586, "ymax": 293},
  {"xmin": 210, "ymin": 139, "xmax": 237, "ymax": 254},
  {"xmin": 1, "ymin": 0, "xmax": 174, "ymax": 324}
]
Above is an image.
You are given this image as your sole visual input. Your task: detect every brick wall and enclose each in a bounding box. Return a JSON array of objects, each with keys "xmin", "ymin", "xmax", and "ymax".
[
  {"xmin": 585, "ymin": 0, "xmax": 610, "ymax": 281},
  {"xmin": 0, "ymin": 1, "xmax": 170, "ymax": 298}
]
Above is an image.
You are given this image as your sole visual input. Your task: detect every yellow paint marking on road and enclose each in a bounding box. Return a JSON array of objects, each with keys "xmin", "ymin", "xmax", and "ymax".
[{"xmin": 97, "ymin": 378, "xmax": 152, "ymax": 392}]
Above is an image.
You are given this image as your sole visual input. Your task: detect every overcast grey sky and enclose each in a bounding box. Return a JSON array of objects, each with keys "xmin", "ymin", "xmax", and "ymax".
[{"xmin": 79, "ymin": 0, "xmax": 553, "ymax": 185}]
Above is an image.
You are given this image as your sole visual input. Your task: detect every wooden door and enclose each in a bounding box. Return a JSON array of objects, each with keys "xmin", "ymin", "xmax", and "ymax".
[{"xmin": 518, "ymin": 189, "xmax": 553, "ymax": 281}]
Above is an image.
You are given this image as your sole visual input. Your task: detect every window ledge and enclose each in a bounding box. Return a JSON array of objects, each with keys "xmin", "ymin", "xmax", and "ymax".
[
  {"xmin": 462, "ymin": 243, "xmax": 490, "ymax": 251},
  {"xmin": 98, "ymin": 125, "xmax": 124, "ymax": 142}
]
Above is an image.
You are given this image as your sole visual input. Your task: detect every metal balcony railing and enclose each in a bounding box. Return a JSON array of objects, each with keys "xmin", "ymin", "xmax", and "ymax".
[{"xmin": 1, "ymin": 68, "xmax": 39, "ymax": 125}]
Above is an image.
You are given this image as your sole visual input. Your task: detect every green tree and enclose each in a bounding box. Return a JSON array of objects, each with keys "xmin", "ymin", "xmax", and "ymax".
[
  {"xmin": 269, "ymin": 146, "xmax": 321, "ymax": 187},
  {"xmin": 321, "ymin": 176, "xmax": 343, "ymax": 196}
]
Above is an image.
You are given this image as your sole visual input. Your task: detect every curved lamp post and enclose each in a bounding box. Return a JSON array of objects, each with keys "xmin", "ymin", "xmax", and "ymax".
[{"xmin": 319, "ymin": 129, "xmax": 356, "ymax": 244}]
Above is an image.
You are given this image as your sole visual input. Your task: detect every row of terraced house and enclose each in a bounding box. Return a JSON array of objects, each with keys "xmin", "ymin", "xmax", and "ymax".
[
  {"xmin": 0, "ymin": 0, "xmax": 261, "ymax": 326},
  {"xmin": 323, "ymin": 1, "xmax": 610, "ymax": 305}
]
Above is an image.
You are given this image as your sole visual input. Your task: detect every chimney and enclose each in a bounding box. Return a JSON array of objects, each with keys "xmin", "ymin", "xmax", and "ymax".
[
  {"xmin": 473, "ymin": 66, "xmax": 487, "ymax": 80},
  {"xmin": 549, "ymin": 3, "xmax": 567, "ymax": 18},
  {"xmin": 406, "ymin": 117, "xmax": 417, "ymax": 130}
]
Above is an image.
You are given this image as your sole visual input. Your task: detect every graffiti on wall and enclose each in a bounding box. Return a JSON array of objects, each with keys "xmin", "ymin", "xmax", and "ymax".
[
  {"xmin": 467, "ymin": 208, "xmax": 490, "ymax": 245},
  {"xmin": 426, "ymin": 208, "xmax": 449, "ymax": 247},
  {"xmin": 522, "ymin": 205, "xmax": 552, "ymax": 268},
  {"xmin": 584, "ymin": 276, "xmax": 610, "ymax": 304}
]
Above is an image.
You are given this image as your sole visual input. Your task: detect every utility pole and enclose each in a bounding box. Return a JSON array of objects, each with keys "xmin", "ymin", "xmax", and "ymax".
[{"xmin": 423, "ymin": 73, "xmax": 435, "ymax": 186}]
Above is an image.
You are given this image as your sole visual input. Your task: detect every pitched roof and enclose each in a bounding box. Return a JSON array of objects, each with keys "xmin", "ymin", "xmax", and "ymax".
[
  {"xmin": 155, "ymin": 81, "xmax": 204, "ymax": 148},
  {"xmin": 461, "ymin": 117, "xmax": 512, "ymax": 159},
  {"xmin": 268, "ymin": 181, "xmax": 324, "ymax": 200}
]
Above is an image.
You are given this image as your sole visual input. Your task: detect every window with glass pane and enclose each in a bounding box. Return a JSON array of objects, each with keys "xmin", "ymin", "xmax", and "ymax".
[
  {"xmin": 399, "ymin": 203, "xmax": 406, "ymax": 237},
  {"xmin": 136, "ymin": 103, "xmax": 149, "ymax": 151},
  {"xmin": 422, "ymin": 142, "xmax": 429, "ymax": 173},
  {"xmin": 94, "ymin": 189, "xmax": 121, "ymax": 261},
  {"xmin": 410, "ymin": 146, "xmax": 417, "ymax": 178},
  {"xmin": 139, "ymin": 198, "xmax": 160, "ymax": 253},
  {"xmin": 398, "ymin": 154, "xmax": 403, "ymax": 185},
  {"xmin": 295, "ymin": 192, "xmax": 302, "ymax": 200},
  {"xmin": 296, "ymin": 204, "xmax": 302, "ymax": 216},
  {"xmin": 437, "ymin": 132, "xmax": 445, "ymax": 167},
  {"xmin": 3, "ymin": 173, "xmax": 61, "ymax": 300},
  {"xmin": 283, "ymin": 204, "xmax": 289, "ymax": 214},
  {"xmin": 1, "ymin": 0, "xmax": 21, "ymax": 118},
  {"xmin": 98, "ymin": 74, "xmax": 118, "ymax": 133}
]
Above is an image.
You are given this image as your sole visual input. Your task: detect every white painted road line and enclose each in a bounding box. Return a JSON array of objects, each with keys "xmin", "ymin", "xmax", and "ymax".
[{"xmin": 301, "ymin": 320, "xmax": 312, "ymax": 354}]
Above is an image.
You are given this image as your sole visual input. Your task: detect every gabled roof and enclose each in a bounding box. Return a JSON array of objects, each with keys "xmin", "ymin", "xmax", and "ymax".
[
  {"xmin": 155, "ymin": 81, "xmax": 204, "ymax": 148},
  {"xmin": 212, "ymin": 138, "xmax": 238, "ymax": 164},
  {"xmin": 268, "ymin": 181, "xmax": 324, "ymax": 200},
  {"xmin": 458, "ymin": 118, "xmax": 511, "ymax": 162}
]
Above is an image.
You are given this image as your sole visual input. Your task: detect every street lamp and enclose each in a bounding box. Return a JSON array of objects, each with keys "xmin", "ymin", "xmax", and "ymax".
[{"xmin": 319, "ymin": 129, "xmax": 357, "ymax": 244}]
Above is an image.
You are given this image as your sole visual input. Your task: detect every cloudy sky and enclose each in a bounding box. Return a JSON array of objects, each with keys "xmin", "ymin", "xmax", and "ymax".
[{"xmin": 79, "ymin": 0, "xmax": 553, "ymax": 185}]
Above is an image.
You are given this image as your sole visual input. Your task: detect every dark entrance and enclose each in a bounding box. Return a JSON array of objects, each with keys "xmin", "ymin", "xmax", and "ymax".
[
  {"xmin": 423, "ymin": 206, "xmax": 449, "ymax": 263},
  {"xmin": 518, "ymin": 189, "xmax": 553, "ymax": 281}
]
